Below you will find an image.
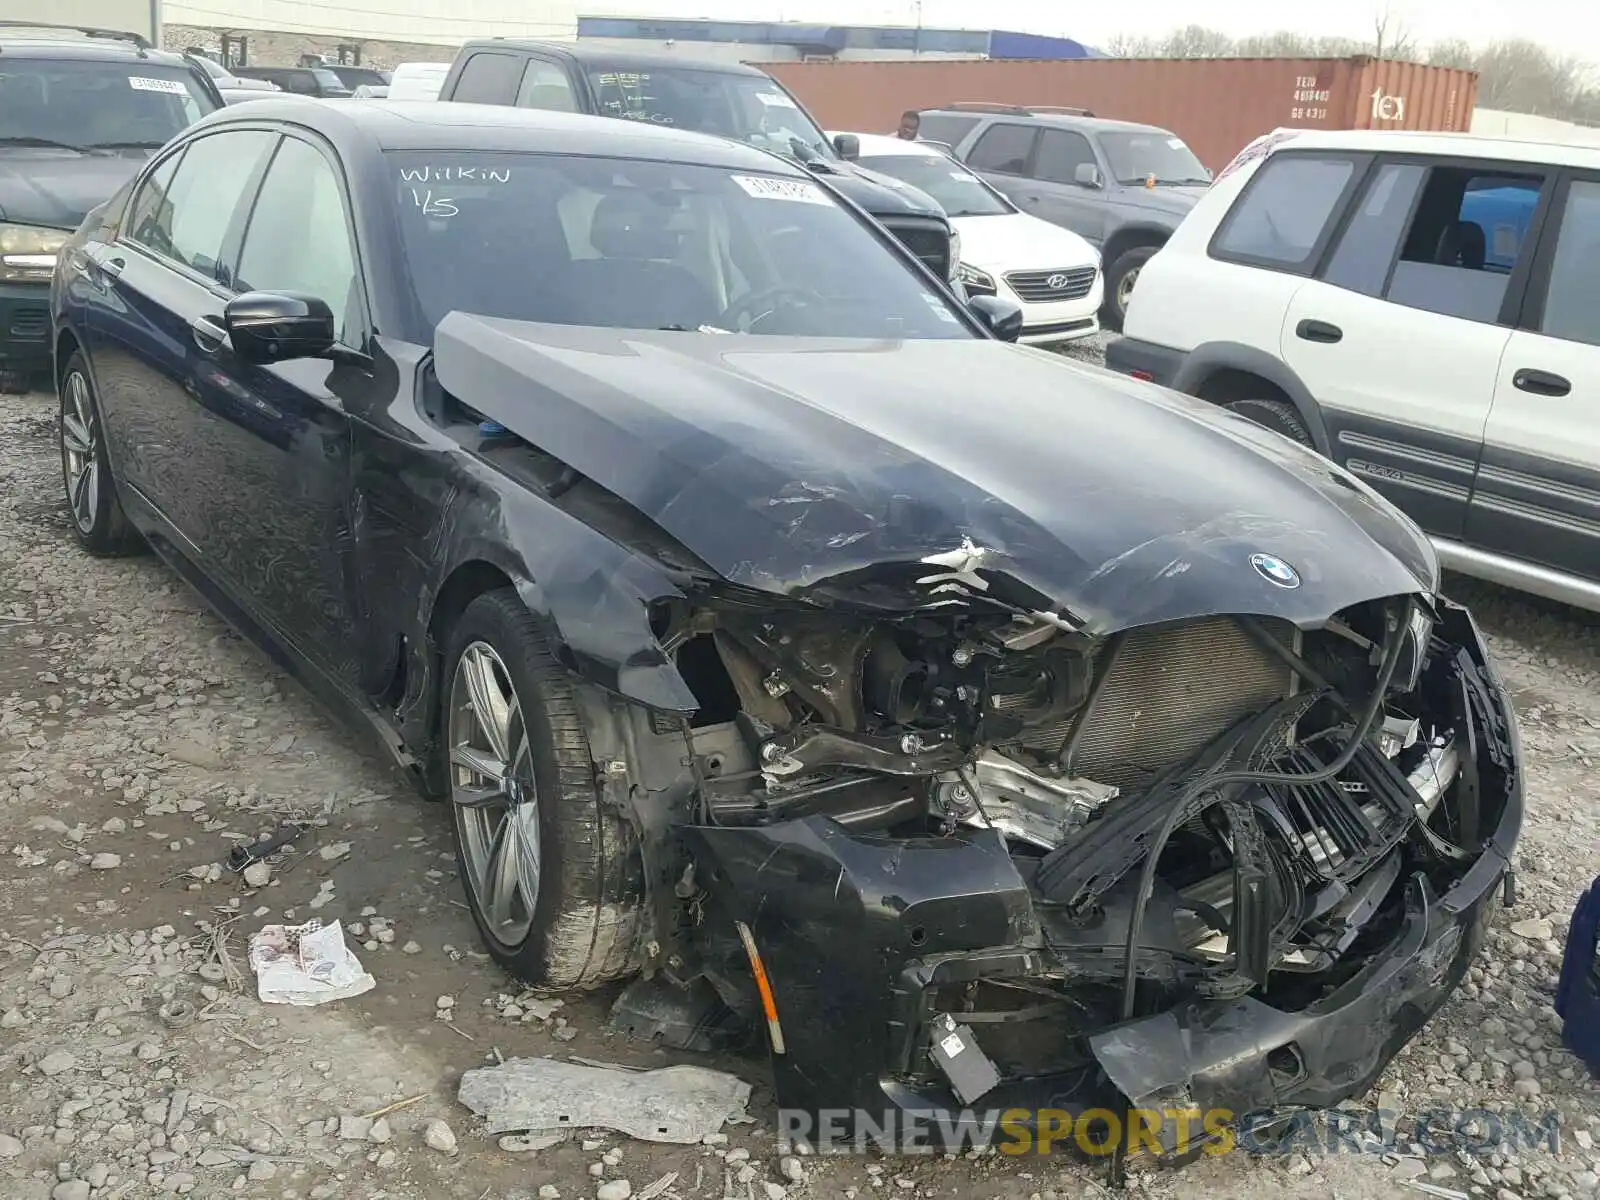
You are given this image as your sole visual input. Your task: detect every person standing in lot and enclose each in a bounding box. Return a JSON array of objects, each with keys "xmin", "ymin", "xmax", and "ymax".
[{"xmin": 894, "ymin": 110, "xmax": 921, "ymax": 140}]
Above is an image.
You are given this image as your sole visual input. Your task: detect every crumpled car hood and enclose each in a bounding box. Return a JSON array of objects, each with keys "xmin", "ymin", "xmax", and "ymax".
[{"xmin": 432, "ymin": 314, "xmax": 1436, "ymax": 633}]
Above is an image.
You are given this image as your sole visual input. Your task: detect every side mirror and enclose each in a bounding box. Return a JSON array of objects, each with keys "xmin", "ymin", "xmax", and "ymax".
[
  {"xmin": 967, "ymin": 294, "xmax": 1024, "ymax": 343},
  {"xmin": 224, "ymin": 291, "xmax": 337, "ymax": 364},
  {"xmin": 833, "ymin": 132, "xmax": 860, "ymax": 161},
  {"xmin": 1074, "ymin": 163, "xmax": 1103, "ymax": 189}
]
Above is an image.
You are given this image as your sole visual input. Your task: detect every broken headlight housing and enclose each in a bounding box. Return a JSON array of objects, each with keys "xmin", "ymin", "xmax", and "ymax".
[{"xmin": 0, "ymin": 223, "xmax": 70, "ymax": 283}]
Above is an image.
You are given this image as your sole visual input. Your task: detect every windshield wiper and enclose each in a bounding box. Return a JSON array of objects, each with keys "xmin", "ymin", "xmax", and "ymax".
[
  {"xmin": 82, "ymin": 139, "xmax": 167, "ymax": 150},
  {"xmin": 0, "ymin": 136, "xmax": 85, "ymax": 152}
]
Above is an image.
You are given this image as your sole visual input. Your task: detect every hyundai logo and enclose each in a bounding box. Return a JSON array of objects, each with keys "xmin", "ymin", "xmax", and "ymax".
[
  {"xmin": 1249, "ymin": 552, "xmax": 1301, "ymax": 589},
  {"xmin": 1045, "ymin": 273, "xmax": 1071, "ymax": 290}
]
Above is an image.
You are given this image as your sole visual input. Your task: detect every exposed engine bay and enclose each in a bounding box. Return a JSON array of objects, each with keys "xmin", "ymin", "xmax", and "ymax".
[{"xmin": 584, "ymin": 566, "xmax": 1520, "ymax": 1156}]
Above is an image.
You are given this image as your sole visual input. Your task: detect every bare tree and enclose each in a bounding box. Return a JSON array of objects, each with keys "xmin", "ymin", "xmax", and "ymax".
[
  {"xmin": 1371, "ymin": 2, "xmax": 1416, "ymax": 60},
  {"xmin": 1101, "ymin": 21, "xmax": 1600, "ymax": 124}
]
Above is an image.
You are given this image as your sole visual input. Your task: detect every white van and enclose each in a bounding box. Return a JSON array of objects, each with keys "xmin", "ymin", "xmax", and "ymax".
[{"xmin": 386, "ymin": 62, "xmax": 449, "ymax": 102}]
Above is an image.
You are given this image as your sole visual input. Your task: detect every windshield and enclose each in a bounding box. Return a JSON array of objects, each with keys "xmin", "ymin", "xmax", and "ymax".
[
  {"xmin": 856, "ymin": 153, "xmax": 1012, "ymax": 217},
  {"xmin": 584, "ymin": 68, "xmax": 835, "ymax": 162},
  {"xmin": 0, "ymin": 59, "xmax": 214, "ymax": 149},
  {"xmin": 1100, "ymin": 131, "xmax": 1209, "ymax": 185},
  {"xmin": 388, "ymin": 151, "xmax": 971, "ymax": 340}
]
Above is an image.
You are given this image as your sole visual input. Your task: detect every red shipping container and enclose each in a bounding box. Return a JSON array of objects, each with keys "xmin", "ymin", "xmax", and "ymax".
[{"xmin": 764, "ymin": 56, "xmax": 1478, "ymax": 170}]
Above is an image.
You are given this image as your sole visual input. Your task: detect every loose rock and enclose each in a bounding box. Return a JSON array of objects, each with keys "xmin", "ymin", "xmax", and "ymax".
[
  {"xmin": 597, "ymin": 1181, "xmax": 632, "ymax": 1200},
  {"xmin": 423, "ymin": 1119, "xmax": 457, "ymax": 1154},
  {"xmin": 89, "ymin": 852, "xmax": 121, "ymax": 870}
]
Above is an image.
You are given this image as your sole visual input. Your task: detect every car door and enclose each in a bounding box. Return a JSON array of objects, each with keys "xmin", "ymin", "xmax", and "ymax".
[
  {"xmin": 185, "ymin": 132, "xmax": 366, "ymax": 681},
  {"xmin": 964, "ymin": 122, "xmax": 1040, "ymax": 209},
  {"xmin": 1278, "ymin": 154, "xmax": 1554, "ymax": 540},
  {"xmin": 1019, "ymin": 127, "xmax": 1109, "ymax": 244},
  {"xmin": 84, "ymin": 129, "xmax": 277, "ymax": 548},
  {"xmin": 1468, "ymin": 172, "xmax": 1600, "ymax": 585}
]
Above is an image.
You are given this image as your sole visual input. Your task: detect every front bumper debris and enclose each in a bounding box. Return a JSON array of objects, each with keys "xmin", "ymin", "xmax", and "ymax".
[{"xmin": 679, "ymin": 601, "xmax": 1522, "ymax": 1147}]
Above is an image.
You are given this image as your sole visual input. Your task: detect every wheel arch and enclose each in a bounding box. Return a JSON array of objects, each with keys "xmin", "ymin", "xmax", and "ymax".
[
  {"xmin": 1171, "ymin": 341, "xmax": 1333, "ymax": 457},
  {"xmin": 54, "ymin": 326, "xmax": 82, "ymax": 391},
  {"xmin": 1103, "ymin": 223, "xmax": 1171, "ymax": 268},
  {"xmin": 404, "ymin": 527, "xmax": 700, "ymax": 787}
]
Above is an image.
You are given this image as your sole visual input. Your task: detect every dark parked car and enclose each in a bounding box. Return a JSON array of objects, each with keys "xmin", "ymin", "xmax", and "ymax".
[
  {"xmin": 324, "ymin": 64, "xmax": 390, "ymax": 92},
  {"xmin": 0, "ymin": 23, "xmax": 221, "ymax": 391},
  {"xmin": 51, "ymin": 99, "xmax": 1520, "ymax": 1155},
  {"xmin": 231, "ymin": 65, "xmax": 352, "ymax": 98},
  {"xmin": 438, "ymin": 40, "xmax": 962, "ymax": 287}
]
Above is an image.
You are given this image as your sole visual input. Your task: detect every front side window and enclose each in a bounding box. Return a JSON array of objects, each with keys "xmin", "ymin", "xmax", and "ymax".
[
  {"xmin": 585, "ymin": 68, "xmax": 834, "ymax": 161},
  {"xmin": 966, "ymin": 124, "xmax": 1036, "ymax": 176},
  {"xmin": 1211, "ymin": 153, "xmax": 1359, "ymax": 269},
  {"xmin": 388, "ymin": 152, "xmax": 973, "ymax": 340},
  {"xmin": 1537, "ymin": 179, "xmax": 1600, "ymax": 347},
  {"xmin": 236, "ymin": 138, "xmax": 360, "ymax": 344},
  {"xmin": 134, "ymin": 130, "xmax": 275, "ymax": 282},
  {"xmin": 515, "ymin": 60, "xmax": 577, "ymax": 112},
  {"xmin": 1099, "ymin": 131, "xmax": 1209, "ymax": 186},
  {"xmin": 1385, "ymin": 167, "xmax": 1544, "ymax": 324},
  {"xmin": 311, "ymin": 68, "xmax": 353, "ymax": 96},
  {"xmin": 1032, "ymin": 129, "xmax": 1098, "ymax": 186},
  {"xmin": 0, "ymin": 58, "xmax": 215, "ymax": 150},
  {"xmin": 854, "ymin": 153, "xmax": 1011, "ymax": 217}
]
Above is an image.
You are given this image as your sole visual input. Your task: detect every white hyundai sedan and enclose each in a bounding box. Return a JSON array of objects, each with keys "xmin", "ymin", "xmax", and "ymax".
[{"xmin": 835, "ymin": 132, "xmax": 1103, "ymax": 346}]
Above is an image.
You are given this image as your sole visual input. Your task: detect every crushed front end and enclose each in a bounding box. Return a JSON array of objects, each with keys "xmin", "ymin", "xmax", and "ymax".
[{"xmin": 607, "ymin": 577, "xmax": 1521, "ymax": 1151}]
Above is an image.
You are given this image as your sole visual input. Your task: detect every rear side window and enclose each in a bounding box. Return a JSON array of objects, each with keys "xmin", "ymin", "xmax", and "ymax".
[
  {"xmin": 1211, "ymin": 153, "xmax": 1360, "ymax": 270},
  {"xmin": 1321, "ymin": 161, "xmax": 1426, "ymax": 296},
  {"xmin": 915, "ymin": 113, "xmax": 981, "ymax": 148},
  {"xmin": 1385, "ymin": 167, "xmax": 1544, "ymax": 324},
  {"xmin": 966, "ymin": 123, "xmax": 1036, "ymax": 176},
  {"xmin": 450, "ymin": 52, "xmax": 525, "ymax": 105},
  {"xmin": 1534, "ymin": 179, "xmax": 1600, "ymax": 346}
]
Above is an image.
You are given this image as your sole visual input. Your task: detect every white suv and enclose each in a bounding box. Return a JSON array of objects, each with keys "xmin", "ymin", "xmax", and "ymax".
[{"xmin": 1106, "ymin": 129, "xmax": 1600, "ymax": 613}]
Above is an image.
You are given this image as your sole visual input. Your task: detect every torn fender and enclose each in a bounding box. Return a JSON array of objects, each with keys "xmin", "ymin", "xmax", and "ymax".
[{"xmin": 436, "ymin": 469, "xmax": 699, "ymax": 714}]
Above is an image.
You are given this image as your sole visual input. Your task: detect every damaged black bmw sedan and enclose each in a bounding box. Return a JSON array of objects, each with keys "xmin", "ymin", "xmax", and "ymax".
[{"xmin": 50, "ymin": 99, "xmax": 1521, "ymax": 1150}]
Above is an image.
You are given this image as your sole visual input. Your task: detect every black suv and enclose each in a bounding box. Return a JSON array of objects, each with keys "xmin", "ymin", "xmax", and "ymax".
[
  {"xmin": 231, "ymin": 65, "xmax": 354, "ymax": 98},
  {"xmin": 437, "ymin": 40, "xmax": 960, "ymax": 286},
  {"xmin": 0, "ymin": 22, "xmax": 221, "ymax": 391}
]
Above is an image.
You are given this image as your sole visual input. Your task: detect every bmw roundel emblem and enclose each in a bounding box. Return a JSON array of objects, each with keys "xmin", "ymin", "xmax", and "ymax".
[
  {"xmin": 1046, "ymin": 273, "xmax": 1070, "ymax": 290},
  {"xmin": 1249, "ymin": 552, "xmax": 1301, "ymax": 589}
]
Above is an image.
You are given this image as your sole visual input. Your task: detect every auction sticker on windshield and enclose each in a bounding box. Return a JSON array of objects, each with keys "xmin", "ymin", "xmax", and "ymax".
[
  {"xmin": 129, "ymin": 77, "xmax": 188, "ymax": 94},
  {"xmin": 731, "ymin": 175, "xmax": 830, "ymax": 205},
  {"xmin": 756, "ymin": 91, "xmax": 798, "ymax": 108}
]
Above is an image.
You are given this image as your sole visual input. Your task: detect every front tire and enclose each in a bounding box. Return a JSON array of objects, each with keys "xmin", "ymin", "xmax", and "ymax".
[
  {"xmin": 1102, "ymin": 245, "xmax": 1159, "ymax": 333},
  {"xmin": 1224, "ymin": 397, "xmax": 1315, "ymax": 448},
  {"xmin": 442, "ymin": 589, "xmax": 645, "ymax": 990},
  {"xmin": 59, "ymin": 353, "xmax": 142, "ymax": 556}
]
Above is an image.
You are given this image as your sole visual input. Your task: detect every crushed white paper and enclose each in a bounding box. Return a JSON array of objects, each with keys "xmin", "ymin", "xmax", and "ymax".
[{"xmin": 248, "ymin": 919, "xmax": 375, "ymax": 1006}]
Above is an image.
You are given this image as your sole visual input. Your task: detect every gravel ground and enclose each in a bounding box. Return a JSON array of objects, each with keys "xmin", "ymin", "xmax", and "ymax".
[{"xmin": 3, "ymin": 357, "xmax": 1598, "ymax": 1200}]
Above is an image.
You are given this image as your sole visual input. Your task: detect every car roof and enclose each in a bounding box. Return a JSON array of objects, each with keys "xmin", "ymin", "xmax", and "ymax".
[
  {"xmin": 457, "ymin": 38, "xmax": 771, "ymax": 78},
  {"xmin": 922, "ymin": 107, "xmax": 1173, "ymax": 137},
  {"xmin": 832, "ymin": 132, "xmax": 951, "ymax": 160},
  {"xmin": 1259, "ymin": 126, "xmax": 1600, "ymax": 170},
  {"xmin": 0, "ymin": 32, "xmax": 188, "ymax": 66},
  {"xmin": 193, "ymin": 98, "xmax": 814, "ymax": 171}
]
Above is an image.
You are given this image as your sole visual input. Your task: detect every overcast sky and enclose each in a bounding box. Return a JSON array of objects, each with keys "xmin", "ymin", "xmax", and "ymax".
[{"xmin": 588, "ymin": 1, "xmax": 1584, "ymax": 61}]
